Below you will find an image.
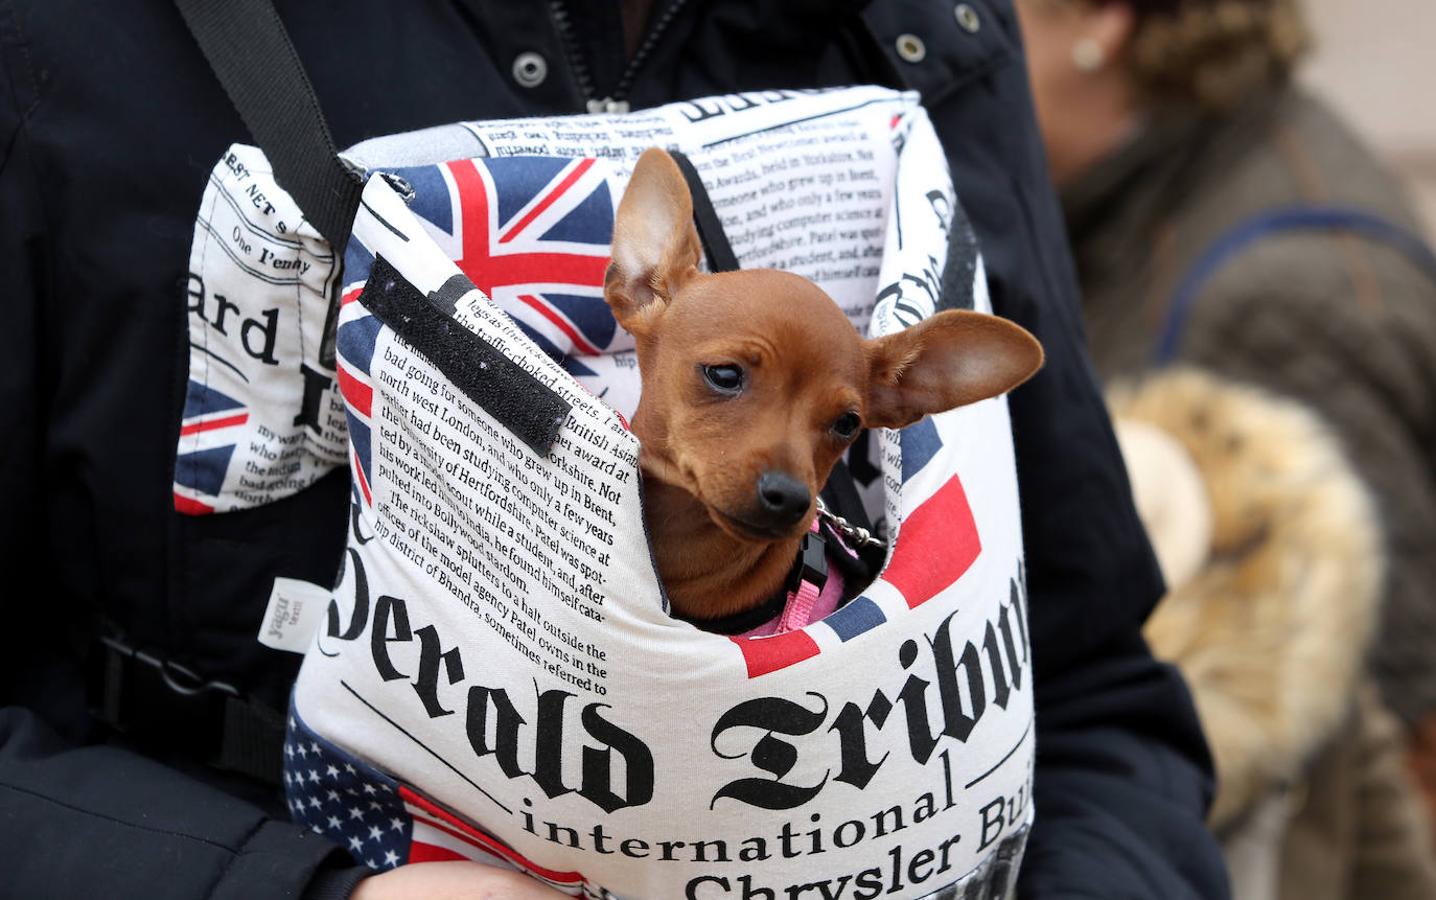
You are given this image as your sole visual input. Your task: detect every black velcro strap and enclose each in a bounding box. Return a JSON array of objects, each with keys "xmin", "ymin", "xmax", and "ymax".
[
  {"xmin": 669, "ymin": 150, "xmax": 741, "ymax": 273},
  {"xmin": 362, "ymin": 256, "xmax": 571, "ymax": 455},
  {"xmin": 938, "ymin": 212, "xmax": 980, "ymax": 312},
  {"xmin": 174, "ymin": 0, "xmax": 363, "ymax": 250}
]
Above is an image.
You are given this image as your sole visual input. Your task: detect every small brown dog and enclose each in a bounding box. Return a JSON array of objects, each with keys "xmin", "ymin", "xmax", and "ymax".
[{"xmin": 604, "ymin": 148, "xmax": 1043, "ymax": 624}]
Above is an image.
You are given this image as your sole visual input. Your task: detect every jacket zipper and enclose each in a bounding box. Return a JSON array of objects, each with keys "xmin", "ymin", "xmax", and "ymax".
[{"xmin": 550, "ymin": 0, "xmax": 691, "ymax": 114}]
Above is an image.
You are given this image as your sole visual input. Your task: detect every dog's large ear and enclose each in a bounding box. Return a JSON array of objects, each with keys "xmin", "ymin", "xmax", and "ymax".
[
  {"xmin": 864, "ymin": 310, "xmax": 1044, "ymax": 429},
  {"xmin": 605, "ymin": 148, "xmax": 703, "ymax": 338}
]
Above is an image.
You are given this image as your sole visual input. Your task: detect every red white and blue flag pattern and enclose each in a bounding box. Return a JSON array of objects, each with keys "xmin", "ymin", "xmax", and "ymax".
[
  {"xmin": 173, "ymin": 380, "xmax": 250, "ymax": 515},
  {"xmin": 334, "ymin": 286, "xmax": 382, "ymax": 507},
  {"xmin": 336, "ymin": 155, "xmax": 622, "ymax": 504},
  {"xmin": 344, "ymin": 157, "xmax": 618, "ymax": 374},
  {"xmin": 728, "ymin": 417, "xmax": 985, "ymax": 678},
  {"xmin": 286, "ymin": 708, "xmax": 589, "ymax": 895}
]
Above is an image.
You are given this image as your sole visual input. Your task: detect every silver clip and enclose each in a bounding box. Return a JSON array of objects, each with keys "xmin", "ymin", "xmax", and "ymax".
[{"xmin": 815, "ymin": 497, "xmax": 885, "ymax": 549}]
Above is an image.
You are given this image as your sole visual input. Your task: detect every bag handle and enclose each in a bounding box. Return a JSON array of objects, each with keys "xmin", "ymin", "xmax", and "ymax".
[
  {"xmin": 1155, "ymin": 204, "xmax": 1436, "ymax": 365},
  {"xmin": 174, "ymin": 0, "xmax": 363, "ymax": 250}
]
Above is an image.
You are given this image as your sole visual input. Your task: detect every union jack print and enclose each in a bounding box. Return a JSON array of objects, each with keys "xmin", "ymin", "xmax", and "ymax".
[
  {"xmin": 729, "ymin": 418, "xmax": 981, "ymax": 678},
  {"xmin": 335, "ymin": 286, "xmax": 382, "ymax": 506},
  {"xmin": 362, "ymin": 157, "xmax": 619, "ymax": 364},
  {"xmin": 173, "ymin": 380, "xmax": 250, "ymax": 515},
  {"xmin": 285, "ymin": 709, "xmax": 588, "ymax": 896}
]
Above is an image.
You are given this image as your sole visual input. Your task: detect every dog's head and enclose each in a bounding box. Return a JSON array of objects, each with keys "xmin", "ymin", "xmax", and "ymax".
[{"xmin": 605, "ymin": 148, "xmax": 1043, "ymax": 543}]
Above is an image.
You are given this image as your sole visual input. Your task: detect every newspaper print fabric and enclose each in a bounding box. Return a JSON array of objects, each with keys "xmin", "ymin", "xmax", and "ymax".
[
  {"xmin": 177, "ymin": 86, "xmax": 922, "ymax": 513},
  {"xmin": 285, "ymin": 705, "xmax": 1028, "ymax": 900},
  {"xmin": 178, "ymin": 146, "xmax": 345, "ymax": 514},
  {"xmin": 289, "ymin": 87, "xmax": 1035, "ymax": 898}
]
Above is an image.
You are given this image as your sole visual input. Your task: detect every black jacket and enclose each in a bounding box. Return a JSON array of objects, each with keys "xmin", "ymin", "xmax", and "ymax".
[{"xmin": 0, "ymin": 1, "xmax": 1227, "ymax": 897}]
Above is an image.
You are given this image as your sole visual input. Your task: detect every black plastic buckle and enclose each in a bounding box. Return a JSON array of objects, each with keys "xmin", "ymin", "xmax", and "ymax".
[
  {"xmin": 785, "ymin": 531, "xmax": 830, "ymax": 596},
  {"xmin": 92, "ymin": 636, "xmax": 235, "ymax": 754},
  {"xmin": 90, "ymin": 636, "xmax": 284, "ymax": 784}
]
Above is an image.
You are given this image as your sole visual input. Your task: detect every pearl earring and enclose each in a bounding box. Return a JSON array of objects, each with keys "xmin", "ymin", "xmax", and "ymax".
[{"xmin": 1072, "ymin": 38, "xmax": 1105, "ymax": 72}]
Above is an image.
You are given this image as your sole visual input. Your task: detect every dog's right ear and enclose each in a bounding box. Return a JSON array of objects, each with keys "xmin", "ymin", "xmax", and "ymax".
[
  {"xmin": 864, "ymin": 310, "xmax": 1044, "ymax": 430},
  {"xmin": 605, "ymin": 148, "xmax": 702, "ymax": 338}
]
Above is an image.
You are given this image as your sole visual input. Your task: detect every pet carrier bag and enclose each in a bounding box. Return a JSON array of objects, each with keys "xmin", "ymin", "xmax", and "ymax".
[{"xmin": 173, "ymin": 6, "xmax": 1034, "ymax": 898}]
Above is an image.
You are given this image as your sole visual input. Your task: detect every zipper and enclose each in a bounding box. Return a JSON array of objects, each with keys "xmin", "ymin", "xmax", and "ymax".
[
  {"xmin": 550, "ymin": 0, "xmax": 692, "ymax": 114},
  {"xmin": 548, "ymin": 1, "xmax": 599, "ymax": 108}
]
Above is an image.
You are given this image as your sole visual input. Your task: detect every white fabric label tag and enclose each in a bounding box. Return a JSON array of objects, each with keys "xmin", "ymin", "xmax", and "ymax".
[{"xmin": 258, "ymin": 578, "xmax": 332, "ymax": 653}]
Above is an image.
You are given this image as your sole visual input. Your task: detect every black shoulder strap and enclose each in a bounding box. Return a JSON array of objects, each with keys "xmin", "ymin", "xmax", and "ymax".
[
  {"xmin": 668, "ymin": 149, "xmax": 740, "ymax": 273},
  {"xmin": 174, "ymin": 0, "xmax": 363, "ymax": 250},
  {"xmin": 1155, "ymin": 204, "xmax": 1436, "ymax": 364}
]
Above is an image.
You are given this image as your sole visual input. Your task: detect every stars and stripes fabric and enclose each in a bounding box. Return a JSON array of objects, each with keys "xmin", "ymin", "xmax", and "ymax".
[
  {"xmin": 173, "ymin": 380, "xmax": 250, "ymax": 515},
  {"xmin": 284, "ymin": 720, "xmax": 411, "ymax": 872},
  {"xmin": 334, "ymin": 286, "xmax": 381, "ymax": 506},
  {"xmin": 285, "ymin": 709, "xmax": 588, "ymax": 895}
]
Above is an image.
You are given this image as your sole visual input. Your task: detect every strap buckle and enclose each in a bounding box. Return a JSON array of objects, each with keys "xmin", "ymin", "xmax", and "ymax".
[
  {"xmin": 90, "ymin": 635, "xmax": 285, "ymax": 784},
  {"xmin": 786, "ymin": 530, "xmax": 830, "ymax": 596}
]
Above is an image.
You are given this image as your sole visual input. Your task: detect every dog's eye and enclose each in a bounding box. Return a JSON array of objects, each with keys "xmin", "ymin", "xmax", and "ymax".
[
  {"xmin": 700, "ymin": 364, "xmax": 745, "ymax": 396},
  {"xmin": 831, "ymin": 412, "xmax": 861, "ymax": 440}
]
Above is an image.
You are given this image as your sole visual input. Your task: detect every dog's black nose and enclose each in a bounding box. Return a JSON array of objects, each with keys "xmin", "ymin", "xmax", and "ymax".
[{"xmin": 755, "ymin": 471, "xmax": 810, "ymax": 529}]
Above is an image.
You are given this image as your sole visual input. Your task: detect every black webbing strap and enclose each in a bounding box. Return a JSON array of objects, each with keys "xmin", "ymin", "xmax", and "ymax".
[
  {"xmin": 668, "ymin": 151, "xmax": 880, "ymax": 581},
  {"xmin": 821, "ymin": 459, "xmax": 872, "ymax": 534},
  {"xmin": 668, "ymin": 150, "xmax": 741, "ymax": 273},
  {"xmin": 158, "ymin": 0, "xmax": 353, "ymax": 785},
  {"xmin": 174, "ymin": 0, "xmax": 363, "ymax": 250}
]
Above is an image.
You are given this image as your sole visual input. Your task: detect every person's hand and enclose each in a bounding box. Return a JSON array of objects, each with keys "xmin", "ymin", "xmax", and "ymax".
[{"xmin": 351, "ymin": 862, "xmax": 569, "ymax": 900}]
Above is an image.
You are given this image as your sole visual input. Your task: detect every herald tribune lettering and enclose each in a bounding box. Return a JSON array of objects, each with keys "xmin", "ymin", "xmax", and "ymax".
[
  {"xmin": 324, "ymin": 530, "xmax": 1027, "ymax": 816},
  {"xmin": 325, "ymin": 547, "xmax": 653, "ymax": 814},
  {"xmin": 709, "ymin": 592, "xmax": 1028, "ymax": 811}
]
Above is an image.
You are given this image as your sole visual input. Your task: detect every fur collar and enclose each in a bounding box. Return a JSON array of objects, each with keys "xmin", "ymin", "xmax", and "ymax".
[{"xmin": 1110, "ymin": 368, "xmax": 1383, "ymax": 829}]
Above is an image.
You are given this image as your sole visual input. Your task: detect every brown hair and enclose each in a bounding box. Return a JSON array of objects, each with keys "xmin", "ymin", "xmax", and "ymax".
[{"xmin": 1127, "ymin": 0, "xmax": 1311, "ymax": 110}]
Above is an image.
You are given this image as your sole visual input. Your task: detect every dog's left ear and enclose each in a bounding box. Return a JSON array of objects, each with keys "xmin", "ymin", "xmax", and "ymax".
[
  {"xmin": 605, "ymin": 148, "xmax": 703, "ymax": 338},
  {"xmin": 864, "ymin": 310, "xmax": 1044, "ymax": 429}
]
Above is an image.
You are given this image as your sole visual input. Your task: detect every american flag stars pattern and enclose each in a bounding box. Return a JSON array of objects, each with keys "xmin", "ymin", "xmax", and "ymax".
[
  {"xmin": 284, "ymin": 708, "xmax": 589, "ymax": 894},
  {"xmin": 283, "ymin": 715, "xmax": 412, "ymax": 871}
]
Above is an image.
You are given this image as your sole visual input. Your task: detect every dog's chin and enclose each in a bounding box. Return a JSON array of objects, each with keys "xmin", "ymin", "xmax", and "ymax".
[{"xmin": 708, "ymin": 506, "xmax": 805, "ymax": 544}]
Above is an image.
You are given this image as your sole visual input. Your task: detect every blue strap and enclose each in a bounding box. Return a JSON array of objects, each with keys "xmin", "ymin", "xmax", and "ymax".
[{"xmin": 1154, "ymin": 205, "xmax": 1436, "ymax": 365}]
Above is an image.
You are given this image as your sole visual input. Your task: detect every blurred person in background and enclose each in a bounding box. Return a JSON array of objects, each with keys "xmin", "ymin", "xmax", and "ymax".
[{"xmin": 1015, "ymin": 0, "xmax": 1436, "ymax": 897}]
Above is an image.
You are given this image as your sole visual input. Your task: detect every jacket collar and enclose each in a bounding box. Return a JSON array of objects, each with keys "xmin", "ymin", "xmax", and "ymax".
[{"xmin": 1061, "ymin": 88, "xmax": 1291, "ymax": 247}]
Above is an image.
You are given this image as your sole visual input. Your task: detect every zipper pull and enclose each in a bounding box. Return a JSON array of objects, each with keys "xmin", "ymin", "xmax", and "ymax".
[{"xmin": 587, "ymin": 97, "xmax": 631, "ymax": 114}]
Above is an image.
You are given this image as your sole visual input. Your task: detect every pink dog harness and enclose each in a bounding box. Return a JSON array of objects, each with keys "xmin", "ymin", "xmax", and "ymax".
[
  {"xmin": 739, "ymin": 518, "xmax": 853, "ymax": 637},
  {"xmin": 685, "ymin": 497, "xmax": 881, "ymax": 637}
]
